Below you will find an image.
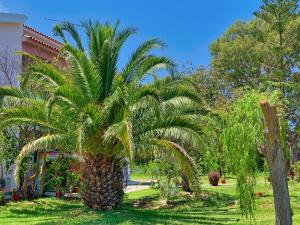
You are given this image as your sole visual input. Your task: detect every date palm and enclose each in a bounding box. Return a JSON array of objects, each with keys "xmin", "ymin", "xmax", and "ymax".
[{"xmin": 0, "ymin": 21, "xmax": 203, "ymax": 210}]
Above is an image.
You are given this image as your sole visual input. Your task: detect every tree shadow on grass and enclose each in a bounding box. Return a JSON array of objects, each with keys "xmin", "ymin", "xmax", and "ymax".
[
  {"xmin": 40, "ymin": 191, "xmax": 240, "ymax": 225},
  {"xmin": 1, "ymin": 191, "xmax": 242, "ymax": 225}
]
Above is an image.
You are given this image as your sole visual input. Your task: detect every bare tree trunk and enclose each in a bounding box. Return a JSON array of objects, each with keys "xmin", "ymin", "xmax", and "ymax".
[
  {"xmin": 260, "ymin": 100, "xmax": 292, "ymax": 225},
  {"xmin": 0, "ymin": 164, "xmax": 3, "ymax": 180},
  {"xmin": 181, "ymin": 173, "xmax": 192, "ymax": 192},
  {"xmin": 39, "ymin": 152, "xmax": 47, "ymax": 197},
  {"xmin": 0, "ymin": 48, "xmax": 20, "ymax": 86},
  {"xmin": 30, "ymin": 152, "xmax": 40, "ymax": 196},
  {"xmin": 287, "ymin": 130, "xmax": 298, "ymax": 167},
  {"xmin": 23, "ymin": 170, "xmax": 29, "ymax": 199}
]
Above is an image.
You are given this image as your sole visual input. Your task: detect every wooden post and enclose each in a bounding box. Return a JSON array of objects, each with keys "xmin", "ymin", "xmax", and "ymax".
[{"xmin": 260, "ymin": 100, "xmax": 292, "ymax": 225}]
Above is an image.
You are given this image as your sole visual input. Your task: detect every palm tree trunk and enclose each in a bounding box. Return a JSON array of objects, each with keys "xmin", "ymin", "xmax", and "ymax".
[{"xmin": 81, "ymin": 154, "xmax": 124, "ymax": 210}]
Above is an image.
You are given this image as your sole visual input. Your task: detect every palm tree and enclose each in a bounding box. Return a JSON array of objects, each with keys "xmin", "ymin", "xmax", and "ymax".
[{"xmin": 0, "ymin": 20, "xmax": 203, "ymax": 210}]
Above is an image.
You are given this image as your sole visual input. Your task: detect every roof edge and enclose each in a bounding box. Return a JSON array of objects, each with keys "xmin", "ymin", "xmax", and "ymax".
[{"xmin": 0, "ymin": 12, "xmax": 27, "ymax": 24}]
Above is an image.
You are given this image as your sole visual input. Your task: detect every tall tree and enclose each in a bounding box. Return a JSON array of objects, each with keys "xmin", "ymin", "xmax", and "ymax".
[
  {"xmin": 211, "ymin": 0, "xmax": 300, "ymax": 165},
  {"xmin": 210, "ymin": 0, "xmax": 300, "ymax": 91},
  {"xmin": 254, "ymin": 0, "xmax": 300, "ymax": 168}
]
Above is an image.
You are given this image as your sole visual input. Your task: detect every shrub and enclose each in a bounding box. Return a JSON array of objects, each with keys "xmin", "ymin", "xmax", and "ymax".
[
  {"xmin": 208, "ymin": 171, "xmax": 220, "ymax": 186},
  {"xmin": 144, "ymin": 160, "xmax": 181, "ymax": 198},
  {"xmin": 145, "ymin": 160, "xmax": 181, "ymax": 186},
  {"xmin": 159, "ymin": 180, "xmax": 179, "ymax": 200},
  {"xmin": 44, "ymin": 155, "xmax": 79, "ymax": 193}
]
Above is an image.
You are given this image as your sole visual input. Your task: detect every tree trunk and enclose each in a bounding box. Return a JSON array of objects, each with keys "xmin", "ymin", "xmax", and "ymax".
[
  {"xmin": 81, "ymin": 154, "xmax": 124, "ymax": 210},
  {"xmin": 260, "ymin": 100, "xmax": 292, "ymax": 225},
  {"xmin": 23, "ymin": 171, "xmax": 29, "ymax": 199},
  {"xmin": 0, "ymin": 164, "xmax": 3, "ymax": 180},
  {"xmin": 288, "ymin": 130, "xmax": 298, "ymax": 167},
  {"xmin": 181, "ymin": 173, "xmax": 192, "ymax": 192},
  {"xmin": 30, "ymin": 152, "xmax": 40, "ymax": 196},
  {"xmin": 39, "ymin": 152, "xmax": 47, "ymax": 197}
]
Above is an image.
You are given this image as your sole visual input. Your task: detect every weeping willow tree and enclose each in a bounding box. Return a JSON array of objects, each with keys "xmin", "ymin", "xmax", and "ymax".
[{"xmin": 223, "ymin": 90, "xmax": 285, "ymax": 219}]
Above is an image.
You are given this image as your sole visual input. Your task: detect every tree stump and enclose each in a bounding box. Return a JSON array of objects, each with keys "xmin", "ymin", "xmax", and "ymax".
[{"xmin": 260, "ymin": 100, "xmax": 292, "ymax": 225}]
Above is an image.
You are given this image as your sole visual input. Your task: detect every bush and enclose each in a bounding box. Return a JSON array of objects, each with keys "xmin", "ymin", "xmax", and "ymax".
[
  {"xmin": 208, "ymin": 171, "xmax": 220, "ymax": 186},
  {"xmin": 145, "ymin": 161, "xmax": 180, "ymax": 186},
  {"xmin": 159, "ymin": 180, "xmax": 179, "ymax": 200},
  {"xmin": 143, "ymin": 160, "xmax": 181, "ymax": 199},
  {"xmin": 44, "ymin": 155, "xmax": 80, "ymax": 193}
]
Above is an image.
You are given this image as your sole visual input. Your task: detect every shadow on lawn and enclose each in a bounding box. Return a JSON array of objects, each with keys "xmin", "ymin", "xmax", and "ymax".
[{"xmin": 22, "ymin": 191, "xmax": 241, "ymax": 225}]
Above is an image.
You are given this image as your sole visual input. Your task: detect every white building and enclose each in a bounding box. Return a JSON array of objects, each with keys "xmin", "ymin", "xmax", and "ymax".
[{"xmin": 0, "ymin": 12, "xmax": 63, "ymax": 191}]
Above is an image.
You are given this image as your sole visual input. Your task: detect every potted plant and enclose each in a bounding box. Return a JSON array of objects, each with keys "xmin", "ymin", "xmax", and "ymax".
[
  {"xmin": 12, "ymin": 189, "xmax": 21, "ymax": 202},
  {"xmin": 208, "ymin": 171, "xmax": 220, "ymax": 186},
  {"xmin": 55, "ymin": 190, "xmax": 63, "ymax": 198},
  {"xmin": 54, "ymin": 182, "xmax": 64, "ymax": 198},
  {"xmin": 73, "ymin": 186, "xmax": 79, "ymax": 193}
]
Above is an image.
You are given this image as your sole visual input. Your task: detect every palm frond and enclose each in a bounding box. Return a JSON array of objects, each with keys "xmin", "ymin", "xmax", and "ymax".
[
  {"xmin": 121, "ymin": 38, "xmax": 167, "ymax": 82},
  {"xmin": 60, "ymin": 44, "xmax": 102, "ymax": 100},
  {"xmin": 131, "ymin": 56, "xmax": 176, "ymax": 84},
  {"xmin": 57, "ymin": 21, "xmax": 84, "ymax": 51},
  {"xmin": 104, "ymin": 118, "xmax": 134, "ymax": 160}
]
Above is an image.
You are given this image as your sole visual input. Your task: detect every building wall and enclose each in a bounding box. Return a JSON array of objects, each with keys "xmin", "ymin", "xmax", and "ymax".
[
  {"xmin": 0, "ymin": 13, "xmax": 27, "ymax": 87},
  {"xmin": 0, "ymin": 13, "xmax": 27, "ymax": 191}
]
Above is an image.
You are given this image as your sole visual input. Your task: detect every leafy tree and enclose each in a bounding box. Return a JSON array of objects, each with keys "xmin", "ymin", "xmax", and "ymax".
[
  {"xmin": 254, "ymin": 1, "xmax": 300, "ymax": 162},
  {"xmin": 186, "ymin": 67, "xmax": 228, "ymax": 176},
  {"xmin": 210, "ymin": 20, "xmax": 263, "ymax": 89},
  {"xmin": 0, "ymin": 131, "xmax": 18, "ymax": 172},
  {"xmin": 210, "ymin": 0, "xmax": 300, "ymax": 92},
  {"xmin": 0, "ymin": 20, "xmax": 202, "ymax": 210}
]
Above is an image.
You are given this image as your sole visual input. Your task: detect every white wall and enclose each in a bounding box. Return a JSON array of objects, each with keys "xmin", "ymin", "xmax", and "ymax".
[
  {"xmin": 0, "ymin": 13, "xmax": 27, "ymax": 190},
  {"xmin": 0, "ymin": 13, "xmax": 27, "ymax": 86}
]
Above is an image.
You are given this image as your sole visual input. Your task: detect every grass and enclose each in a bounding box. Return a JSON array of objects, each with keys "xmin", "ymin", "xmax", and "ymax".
[
  {"xmin": 0, "ymin": 175, "xmax": 300, "ymax": 225},
  {"xmin": 130, "ymin": 171, "xmax": 152, "ymax": 182}
]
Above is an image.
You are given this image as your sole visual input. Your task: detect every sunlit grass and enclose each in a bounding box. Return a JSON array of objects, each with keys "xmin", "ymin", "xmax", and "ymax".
[{"xmin": 0, "ymin": 174, "xmax": 299, "ymax": 224}]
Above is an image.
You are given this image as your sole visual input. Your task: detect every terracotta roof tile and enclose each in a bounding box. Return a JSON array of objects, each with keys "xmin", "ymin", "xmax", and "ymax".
[
  {"xmin": 23, "ymin": 25, "xmax": 62, "ymax": 45},
  {"xmin": 24, "ymin": 35, "xmax": 60, "ymax": 52}
]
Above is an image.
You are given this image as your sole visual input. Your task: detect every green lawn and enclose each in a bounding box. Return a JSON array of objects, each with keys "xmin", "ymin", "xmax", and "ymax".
[
  {"xmin": 1, "ymin": 176, "xmax": 300, "ymax": 225},
  {"xmin": 130, "ymin": 172, "xmax": 152, "ymax": 182}
]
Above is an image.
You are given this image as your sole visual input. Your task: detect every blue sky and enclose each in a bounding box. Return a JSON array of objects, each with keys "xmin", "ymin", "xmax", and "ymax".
[{"xmin": 1, "ymin": 0, "xmax": 261, "ymax": 69}]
